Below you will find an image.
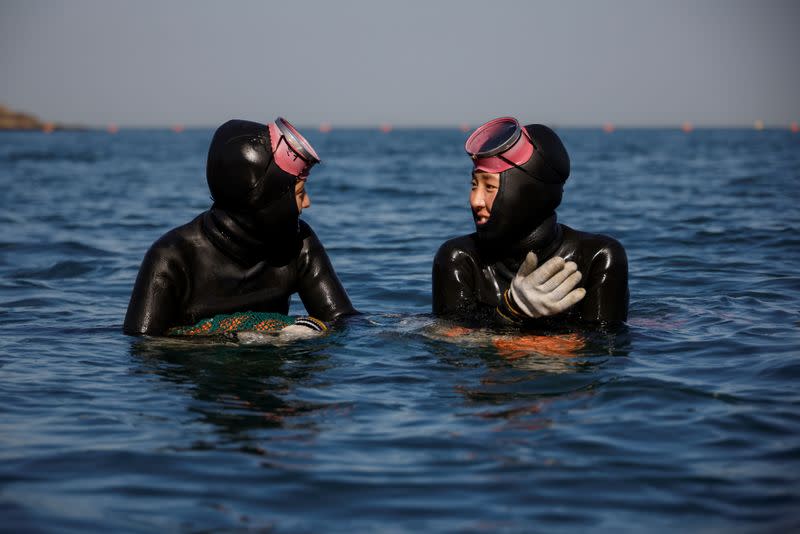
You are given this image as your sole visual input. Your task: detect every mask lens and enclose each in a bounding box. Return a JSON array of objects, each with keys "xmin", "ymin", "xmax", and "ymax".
[
  {"xmin": 276, "ymin": 117, "xmax": 320, "ymax": 163},
  {"xmin": 270, "ymin": 118, "xmax": 321, "ymax": 177},
  {"xmin": 465, "ymin": 117, "xmax": 521, "ymax": 157},
  {"xmin": 465, "ymin": 117, "xmax": 534, "ymax": 173}
]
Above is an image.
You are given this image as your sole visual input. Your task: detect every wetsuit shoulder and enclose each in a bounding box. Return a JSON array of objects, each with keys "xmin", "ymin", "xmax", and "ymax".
[
  {"xmin": 295, "ymin": 219, "xmax": 357, "ymax": 321},
  {"xmin": 297, "ymin": 219, "xmax": 321, "ymax": 249},
  {"xmin": 123, "ymin": 215, "xmax": 204, "ymax": 335},
  {"xmin": 432, "ymin": 233, "xmax": 490, "ymax": 318},
  {"xmin": 139, "ymin": 215, "xmax": 213, "ymax": 279},
  {"xmin": 434, "ymin": 234, "xmax": 480, "ymax": 267},
  {"xmin": 559, "ymin": 224, "xmax": 629, "ymax": 323},
  {"xmin": 560, "ymin": 225, "xmax": 628, "ymax": 270},
  {"xmin": 148, "ymin": 217, "xmax": 204, "ymax": 259}
]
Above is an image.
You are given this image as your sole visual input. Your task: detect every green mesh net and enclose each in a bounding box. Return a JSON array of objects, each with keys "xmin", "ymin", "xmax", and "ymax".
[{"xmin": 167, "ymin": 312, "xmax": 295, "ymax": 337}]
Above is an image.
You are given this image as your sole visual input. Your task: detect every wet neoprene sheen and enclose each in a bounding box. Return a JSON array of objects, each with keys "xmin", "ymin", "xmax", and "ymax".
[
  {"xmin": 124, "ymin": 120, "xmax": 356, "ymax": 336},
  {"xmin": 433, "ymin": 124, "xmax": 629, "ymax": 326}
]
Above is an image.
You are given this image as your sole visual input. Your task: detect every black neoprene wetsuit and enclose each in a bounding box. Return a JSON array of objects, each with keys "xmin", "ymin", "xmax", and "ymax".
[
  {"xmin": 124, "ymin": 209, "xmax": 355, "ymax": 335},
  {"xmin": 432, "ymin": 216, "xmax": 629, "ymax": 327},
  {"xmin": 432, "ymin": 123, "xmax": 629, "ymax": 327},
  {"xmin": 124, "ymin": 118, "xmax": 356, "ymax": 336}
]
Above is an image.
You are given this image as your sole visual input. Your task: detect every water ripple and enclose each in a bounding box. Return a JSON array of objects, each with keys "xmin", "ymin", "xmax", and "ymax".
[{"xmin": 0, "ymin": 128, "xmax": 798, "ymax": 531}]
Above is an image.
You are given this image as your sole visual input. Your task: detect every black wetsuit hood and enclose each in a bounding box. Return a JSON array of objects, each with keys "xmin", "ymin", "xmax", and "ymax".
[
  {"xmin": 476, "ymin": 124, "xmax": 570, "ymax": 255},
  {"xmin": 206, "ymin": 119, "xmax": 300, "ymax": 261}
]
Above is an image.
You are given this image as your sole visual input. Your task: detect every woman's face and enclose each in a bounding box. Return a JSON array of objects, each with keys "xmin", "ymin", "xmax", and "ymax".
[
  {"xmin": 295, "ymin": 179, "xmax": 311, "ymax": 214},
  {"xmin": 470, "ymin": 171, "xmax": 500, "ymax": 227}
]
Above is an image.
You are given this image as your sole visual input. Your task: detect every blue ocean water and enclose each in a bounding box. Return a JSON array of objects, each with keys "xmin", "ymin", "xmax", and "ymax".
[{"xmin": 1, "ymin": 126, "xmax": 798, "ymax": 532}]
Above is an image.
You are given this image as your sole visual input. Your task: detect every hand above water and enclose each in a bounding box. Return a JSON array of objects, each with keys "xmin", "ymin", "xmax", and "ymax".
[{"xmin": 508, "ymin": 252, "xmax": 586, "ymax": 318}]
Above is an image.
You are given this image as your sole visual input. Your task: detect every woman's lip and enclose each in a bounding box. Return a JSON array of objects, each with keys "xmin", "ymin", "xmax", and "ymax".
[{"xmin": 474, "ymin": 215, "xmax": 490, "ymax": 225}]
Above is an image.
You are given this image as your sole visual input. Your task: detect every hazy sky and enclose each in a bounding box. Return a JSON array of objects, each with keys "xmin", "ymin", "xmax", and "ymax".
[{"xmin": 1, "ymin": 0, "xmax": 798, "ymax": 127}]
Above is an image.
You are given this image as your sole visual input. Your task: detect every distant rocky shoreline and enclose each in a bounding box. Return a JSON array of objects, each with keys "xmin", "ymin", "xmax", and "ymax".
[{"xmin": 0, "ymin": 104, "xmax": 83, "ymax": 131}]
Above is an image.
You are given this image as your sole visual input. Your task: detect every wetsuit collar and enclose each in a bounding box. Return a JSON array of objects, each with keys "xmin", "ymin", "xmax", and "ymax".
[
  {"xmin": 489, "ymin": 213, "xmax": 564, "ymax": 281},
  {"xmin": 202, "ymin": 206, "xmax": 269, "ymax": 267},
  {"xmin": 512, "ymin": 213, "xmax": 563, "ymax": 260}
]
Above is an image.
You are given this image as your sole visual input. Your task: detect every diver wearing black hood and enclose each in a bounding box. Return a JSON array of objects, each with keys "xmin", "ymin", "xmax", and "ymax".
[
  {"xmin": 432, "ymin": 120, "xmax": 628, "ymax": 327},
  {"xmin": 124, "ymin": 119, "xmax": 356, "ymax": 336}
]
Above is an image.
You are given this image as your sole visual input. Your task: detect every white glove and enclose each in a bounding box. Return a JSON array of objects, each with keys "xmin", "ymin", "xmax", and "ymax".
[
  {"xmin": 507, "ymin": 252, "xmax": 586, "ymax": 319},
  {"xmin": 277, "ymin": 323, "xmax": 322, "ymax": 340},
  {"xmin": 277, "ymin": 317, "xmax": 328, "ymax": 341}
]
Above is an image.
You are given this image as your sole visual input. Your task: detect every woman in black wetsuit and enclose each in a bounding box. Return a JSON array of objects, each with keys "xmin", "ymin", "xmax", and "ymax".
[
  {"xmin": 124, "ymin": 118, "xmax": 357, "ymax": 336},
  {"xmin": 432, "ymin": 117, "xmax": 628, "ymax": 327}
]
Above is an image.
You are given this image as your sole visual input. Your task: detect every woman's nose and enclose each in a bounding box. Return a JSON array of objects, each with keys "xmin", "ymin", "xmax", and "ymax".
[{"xmin": 471, "ymin": 190, "xmax": 485, "ymax": 208}]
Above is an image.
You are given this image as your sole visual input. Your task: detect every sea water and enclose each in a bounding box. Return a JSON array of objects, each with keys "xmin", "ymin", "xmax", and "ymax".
[{"xmin": 1, "ymin": 127, "xmax": 798, "ymax": 532}]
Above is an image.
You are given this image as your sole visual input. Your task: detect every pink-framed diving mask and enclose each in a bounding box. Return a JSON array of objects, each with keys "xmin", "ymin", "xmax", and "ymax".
[
  {"xmin": 465, "ymin": 116, "xmax": 534, "ymax": 173},
  {"xmin": 267, "ymin": 117, "xmax": 321, "ymax": 178}
]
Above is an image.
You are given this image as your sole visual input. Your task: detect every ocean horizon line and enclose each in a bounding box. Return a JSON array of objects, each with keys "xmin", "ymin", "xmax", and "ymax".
[{"xmin": 5, "ymin": 122, "xmax": 797, "ymax": 132}]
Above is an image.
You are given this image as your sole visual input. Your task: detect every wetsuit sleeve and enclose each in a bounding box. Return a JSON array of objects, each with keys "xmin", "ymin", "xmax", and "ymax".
[
  {"xmin": 123, "ymin": 245, "xmax": 186, "ymax": 336},
  {"xmin": 579, "ymin": 239, "xmax": 629, "ymax": 323},
  {"xmin": 432, "ymin": 241, "xmax": 503, "ymax": 326},
  {"xmin": 296, "ymin": 225, "xmax": 357, "ymax": 322}
]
